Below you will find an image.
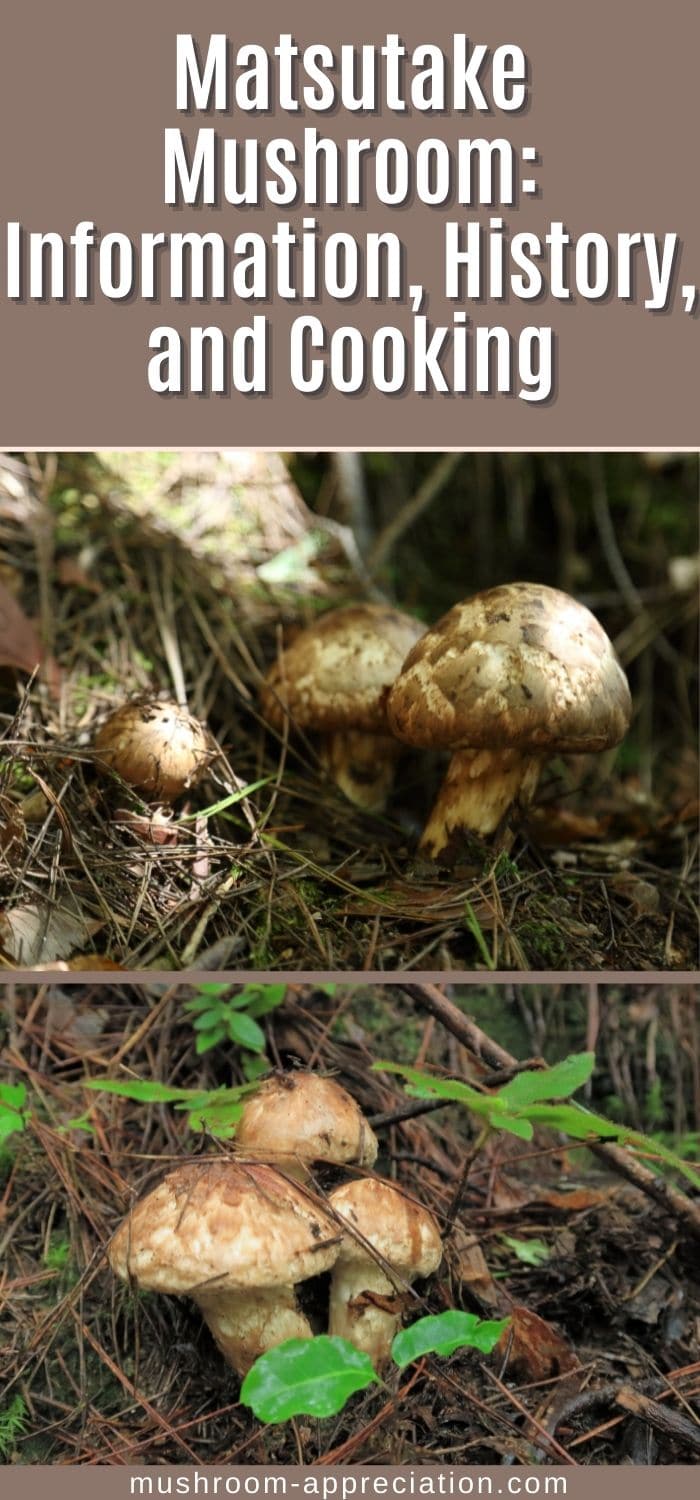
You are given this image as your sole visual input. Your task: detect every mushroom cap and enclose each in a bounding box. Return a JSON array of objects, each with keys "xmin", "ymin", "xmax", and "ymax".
[
  {"xmin": 109, "ymin": 1160, "xmax": 340, "ymax": 1296},
  {"xmin": 235, "ymin": 1073, "xmax": 379, "ymax": 1172},
  {"xmin": 329, "ymin": 1177, "xmax": 442, "ymax": 1280},
  {"xmin": 387, "ymin": 583, "xmax": 631, "ymax": 754},
  {"xmin": 94, "ymin": 700, "xmax": 212, "ymax": 802},
  {"xmin": 261, "ymin": 604, "xmax": 424, "ymax": 734}
]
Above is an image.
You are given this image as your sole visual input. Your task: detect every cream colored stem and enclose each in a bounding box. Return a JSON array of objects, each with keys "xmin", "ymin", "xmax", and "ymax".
[
  {"xmin": 322, "ymin": 731, "xmax": 400, "ymax": 813},
  {"xmin": 328, "ymin": 1261, "xmax": 403, "ymax": 1367},
  {"xmin": 419, "ymin": 748, "xmax": 543, "ymax": 858},
  {"xmin": 195, "ymin": 1287, "xmax": 313, "ymax": 1377}
]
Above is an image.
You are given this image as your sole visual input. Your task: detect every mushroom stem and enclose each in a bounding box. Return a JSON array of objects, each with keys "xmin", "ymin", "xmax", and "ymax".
[
  {"xmin": 195, "ymin": 1287, "xmax": 314, "ymax": 1377},
  {"xmin": 419, "ymin": 748, "xmax": 544, "ymax": 857},
  {"xmin": 321, "ymin": 731, "xmax": 401, "ymax": 813},
  {"xmin": 328, "ymin": 1262, "xmax": 403, "ymax": 1367}
]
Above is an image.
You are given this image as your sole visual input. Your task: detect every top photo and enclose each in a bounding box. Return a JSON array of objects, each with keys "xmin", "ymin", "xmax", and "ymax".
[{"xmin": 0, "ymin": 448, "xmax": 697, "ymax": 975}]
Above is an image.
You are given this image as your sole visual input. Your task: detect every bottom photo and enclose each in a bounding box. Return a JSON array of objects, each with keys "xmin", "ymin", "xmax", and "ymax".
[{"xmin": 0, "ymin": 980, "xmax": 698, "ymax": 1467}]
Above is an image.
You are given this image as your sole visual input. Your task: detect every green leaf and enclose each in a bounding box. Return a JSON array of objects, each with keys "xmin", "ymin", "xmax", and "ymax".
[
  {"xmin": 178, "ymin": 776, "xmax": 273, "ymax": 824},
  {"xmin": 0, "ymin": 1082, "xmax": 28, "ymax": 1143},
  {"xmin": 489, "ymin": 1112, "xmax": 534, "ymax": 1141},
  {"xmin": 374, "ymin": 1062, "xmax": 487, "ymax": 1108},
  {"xmin": 245, "ymin": 983, "xmax": 288, "ymax": 1017},
  {"xmin": 638, "ymin": 1132, "xmax": 700, "ymax": 1190},
  {"xmin": 240, "ymin": 1336, "xmax": 378, "ymax": 1422},
  {"xmin": 185, "ymin": 1099, "xmax": 245, "ymax": 1137},
  {"xmin": 58, "ymin": 1111, "xmax": 97, "ymax": 1135},
  {"xmin": 191, "ymin": 1008, "xmax": 227, "ymax": 1030},
  {"xmin": 83, "ymin": 1079, "xmax": 194, "ymax": 1103},
  {"xmin": 499, "ymin": 1054, "xmax": 595, "ymax": 1108},
  {"xmin": 501, "ymin": 1235, "xmax": 550, "ymax": 1267},
  {"xmin": 0, "ymin": 1108, "xmax": 25, "ymax": 1144},
  {"xmin": 524, "ymin": 1103, "xmax": 621, "ymax": 1139},
  {"xmin": 242, "ymin": 1054, "xmax": 271, "ymax": 1082},
  {"xmin": 392, "ymin": 1312, "xmax": 510, "ymax": 1368},
  {"xmin": 226, "ymin": 1012, "xmax": 266, "ymax": 1052},
  {"xmin": 0, "ymin": 1083, "xmax": 27, "ymax": 1111},
  {"xmin": 195, "ymin": 1026, "xmax": 228, "ymax": 1054},
  {"xmin": 173, "ymin": 1085, "xmax": 253, "ymax": 1110}
]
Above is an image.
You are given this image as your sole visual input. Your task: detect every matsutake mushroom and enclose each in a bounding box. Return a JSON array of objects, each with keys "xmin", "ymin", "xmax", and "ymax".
[
  {"xmin": 234, "ymin": 1072, "xmax": 378, "ymax": 1179},
  {"xmin": 327, "ymin": 1176, "xmax": 442, "ymax": 1366},
  {"xmin": 94, "ymin": 700, "xmax": 213, "ymax": 803},
  {"xmin": 387, "ymin": 582, "xmax": 631, "ymax": 859},
  {"xmin": 261, "ymin": 603, "xmax": 424, "ymax": 812},
  {"xmin": 109, "ymin": 1159, "xmax": 341, "ymax": 1377}
]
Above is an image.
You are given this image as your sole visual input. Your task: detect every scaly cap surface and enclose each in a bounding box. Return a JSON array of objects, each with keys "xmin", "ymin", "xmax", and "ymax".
[
  {"xmin": 261, "ymin": 604, "xmax": 424, "ymax": 734},
  {"xmin": 329, "ymin": 1176, "xmax": 442, "ymax": 1279},
  {"xmin": 109, "ymin": 1160, "xmax": 340, "ymax": 1295},
  {"xmin": 387, "ymin": 583, "xmax": 631, "ymax": 754},
  {"xmin": 235, "ymin": 1073, "xmax": 379, "ymax": 1172}
]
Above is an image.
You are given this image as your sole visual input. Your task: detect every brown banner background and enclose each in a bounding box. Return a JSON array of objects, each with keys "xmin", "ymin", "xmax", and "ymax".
[
  {"xmin": 2, "ymin": 1470, "xmax": 699, "ymax": 1497},
  {"xmin": 0, "ymin": 0, "xmax": 697, "ymax": 447}
]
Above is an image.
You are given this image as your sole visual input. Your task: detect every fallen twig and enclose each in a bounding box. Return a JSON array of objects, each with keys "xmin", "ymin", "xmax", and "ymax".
[{"xmin": 399, "ymin": 982, "xmax": 700, "ymax": 1241}]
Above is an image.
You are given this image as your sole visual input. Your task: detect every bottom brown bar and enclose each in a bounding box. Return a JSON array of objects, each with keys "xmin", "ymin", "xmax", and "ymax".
[{"xmin": 1, "ymin": 1469, "xmax": 698, "ymax": 1499}]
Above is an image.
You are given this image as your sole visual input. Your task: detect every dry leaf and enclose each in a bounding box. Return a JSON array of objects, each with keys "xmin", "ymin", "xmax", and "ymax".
[
  {"xmin": 528, "ymin": 806, "xmax": 609, "ymax": 845},
  {"xmin": 56, "ymin": 556, "xmax": 102, "ymax": 594},
  {"xmin": 496, "ymin": 1304, "xmax": 578, "ymax": 1382},
  {"xmin": 0, "ymin": 903, "xmax": 102, "ymax": 965},
  {"xmin": 533, "ymin": 1185, "xmax": 614, "ymax": 1212},
  {"xmin": 0, "ymin": 581, "xmax": 61, "ymax": 695},
  {"xmin": 343, "ymin": 881, "xmax": 493, "ymax": 925},
  {"xmin": 610, "ymin": 873, "xmax": 660, "ymax": 913},
  {"xmin": 0, "ymin": 582, "xmax": 44, "ymax": 674},
  {"xmin": 450, "ymin": 1225, "xmax": 503, "ymax": 1310},
  {"xmin": 113, "ymin": 807, "xmax": 180, "ymax": 845},
  {"xmin": 31, "ymin": 956, "xmax": 126, "ymax": 971}
]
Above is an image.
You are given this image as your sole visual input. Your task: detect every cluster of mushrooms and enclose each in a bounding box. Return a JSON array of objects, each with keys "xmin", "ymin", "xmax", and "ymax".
[
  {"xmin": 261, "ymin": 583, "xmax": 632, "ymax": 857},
  {"xmin": 93, "ymin": 582, "xmax": 632, "ymax": 860},
  {"xmin": 109, "ymin": 1073, "xmax": 443, "ymax": 1377}
]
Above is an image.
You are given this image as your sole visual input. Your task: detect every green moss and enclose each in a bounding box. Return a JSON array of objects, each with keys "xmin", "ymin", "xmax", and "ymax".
[{"xmin": 516, "ymin": 918, "xmax": 568, "ymax": 966}]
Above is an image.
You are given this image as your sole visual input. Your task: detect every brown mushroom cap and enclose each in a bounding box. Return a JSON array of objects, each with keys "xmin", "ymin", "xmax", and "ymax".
[
  {"xmin": 327, "ymin": 1177, "xmax": 442, "ymax": 1364},
  {"xmin": 94, "ymin": 700, "xmax": 213, "ymax": 802},
  {"xmin": 234, "ymin": 1073, "xmax": 379, "ymax": 1175},
  {"xmin": 329, "ymin": 1177, "xmax": 442, "ymax": 1281},
  {"xmin": 109, "ymin": 1159, "xmax": 339, "ymax": 1295},
  {"xmin": 387, "ymin": 583, "xmax": 631, "ymax": 755},
  {"xmin": 261, "ymin": 604, "xmax": 424, "ymax": 734}
]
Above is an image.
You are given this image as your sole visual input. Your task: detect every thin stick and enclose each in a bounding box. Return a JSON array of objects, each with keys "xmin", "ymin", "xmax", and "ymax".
[
  {"xmin": 399, "ymin": 982, "xmax": 700, "ymax": 1241},
  {"xmin": 369, "ymin": 454, "xmax": 462, "ymax": 572}
]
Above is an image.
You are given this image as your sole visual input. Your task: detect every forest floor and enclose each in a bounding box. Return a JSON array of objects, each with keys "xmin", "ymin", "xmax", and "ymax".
[
  {"xmin": 0, "ymin": 982, "xmax": 698, "ymax": 1465},
  {"xmin": 0, "ymin": 452, "xmax": 697, "ymax": 973}
]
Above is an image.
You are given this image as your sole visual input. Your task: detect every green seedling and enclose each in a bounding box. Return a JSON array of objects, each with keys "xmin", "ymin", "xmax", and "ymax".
[
  {"xmin": 240, "ymin": 1312, "xmax": 508, "ymax": 1424},
  {"xmin": 372, "ymin": 1054, "xmax": 700, "ymax": 1188},
  {"xmin": 83, "ymin": 1077, "xmax": 262, "ymax": 1138}
]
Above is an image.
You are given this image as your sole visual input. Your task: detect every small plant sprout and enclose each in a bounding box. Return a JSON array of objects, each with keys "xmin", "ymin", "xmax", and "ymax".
[
  {"xmin": 0, "ymin": 1082, "xmax": 28, "ymax": 1147},
  {"xmin": 239, "ymin": 1313, "xmax": 510, "ymax": 1423},
  {"xmin": 373, "ymin": 1054, "xmax": 700, "ymax": 1189},
  {"xmin": 182, "ymin": 980, "xmax": 288, "ymax": 1062}
]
